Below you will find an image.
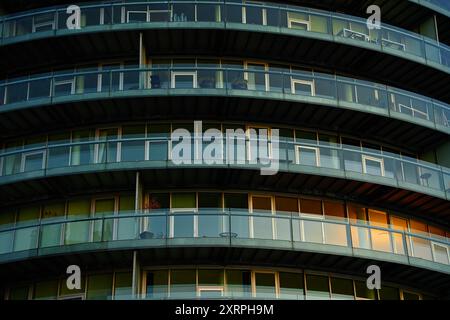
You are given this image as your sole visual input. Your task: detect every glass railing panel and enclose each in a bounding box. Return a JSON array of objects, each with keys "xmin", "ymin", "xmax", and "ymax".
[
  {"xmin": 39, "ymin": 218, "xmax": 64, "ymax": 248},
  {"xmin": 122, "ymin": 68, "xmax": 141, "ymax": 91},
  {"xmin": 171, "ymin": 210, "xmax": 196, "ymax": 238},
  {"xmin": 198, "ymin": 209, "xmax": 226, "ymax": 238},
  {"xmin": 53, "ymin": 73, "xmax": 76, "ymax": 97},
  {"xmin": 314, "ymin": 74, "xmax": 337, "ymax": 100},
  {"xmin": 1, "ymin": 151, "xmax": 23, "ymax": 176},
  {"xmin": 291, "ymin": 216, "xmax": 302, "ymax": 242},
  {"xmin": 5, "ymin": 79, "xmax": 28, "ymax": 104},
  {"xmin": 350, "ymin": 225, "xmax": 371, "ymax": 250},
  {"xmin": 13, "ymin": 224, "xmax": 39, "ymax": 252},
  {"xmin": 252, "ymin": 210, "xmax": 274, "ymax": 240},
  {"xmin": 64, "ymin": 219, "xmax": 90, "ymax": 245},
  {"xmin": 434, "ymin": 102, "xmax": 450, "ymax": 128},
  {"xmin": 92, "ymin": 214, "xmax": 114, "ymax": 242},
  {"xmin": 431, "ymin": 242, "xmax": 450, "ymax": 265},
  {"xmin": 370, "ymin": 227, "xmax": 393, "ymax": 253},
  {"xmin": 332, "ymin": 16, "xmax": 377, "ymax": 44},
  {"xmin": 29, "ymin": 75, "xmax": 51, "ymax": 100},
  {"xmin": 441, "ymin": 46, "xmax": 450, "ymax": 68},
  {"xmin": 424, "ymin": 39, "xmax": 442, "ymax": 65},
  {"xmin": 274, "ymin": 214, "xmax": 291, "ymax": 241},
  {"xmin": 80, "ymin": 7, "xmax": 104, "ymax": 27},
  {"xmin": 141, "ymin": 213, "xmax": 166, "ymax": 239},
  {"xmin": 343, "ymin": 148, "xmax": 363, "ymax": 174},
  {"xmin": 443, "ymin": 171, "xmax": 450, "ymax": 196},
  {"xmin": 409, "ymin": 235, "xmax": 433, "ymax": 261},
  {"xmin": 388, "ymin": 89, "xmax": 433, "ymax": 122},
  {"xmin": 416, "ymin": 163, "xmax": 444, "ymax": 190},
  {"xmin": 75, "ymin": 70, "xmax": 99, "ymax": 94},
  {"xmin": 172, "ymin": 2, "xmax": 196, "ymax": 22},
  {"xmin": 197, "ymin": 2, "xmax": 223, "ymax": 23},
  {"xmin": 231, "ymin": 210, "xmax": 250, "ymax": 239},
  {"xmin": 302, "ymin": 215, "xmax": 324, "ymax": 244},
  {"xmin": 225, "ymin": 69, "xmax": 246, "ymax": 90},
  {"xmin": 117, "ymin": 214, "xmax": 139, "ymax": 240},
  {"xmin": 323, "ymin": 220, "xmax": 348, "ymax": 246},
  {"xmin": 391, "ymin": 232, "xmax": 406, "ymax": 255},
  {"xmin": 0, "ymin": 224, "xmax": 14, "ymax": 254},
  {"xmin": 381, "ymin": 28, "xmax": 424, "ymax": 57},
  {"xmin": 319, "ymin": 146, "xmax": 342, "ymax": 170}
]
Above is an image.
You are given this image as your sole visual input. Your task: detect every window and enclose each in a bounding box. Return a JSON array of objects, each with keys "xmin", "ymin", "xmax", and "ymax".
[
  {"xmin": 9, "ymin": 286, "xmax": 29, "ymax": 300},
  {"xmin": 22, "ymin": 136, "xmax": 46, "ymax": 173},
  {"xmin": 254, "ymin": 272, "xmax": 276, "ymax": 298},
  {"xmin": 295, "ymin": 145, "xmax": 320, "ymax": 166},
  {"xmin": 251, "ymin": 196, "xmax": 273, "ymax": 240},
  {"xmin": 354, "ymin": 280, "xmax": 377, "ymax": 300},
  {"xmin": 279, "ymin": 272, "xmax": 304, "ymax": 300},
  {"xmin": 121, "ymin": 125, "xmax": 145, "ymax": 161},
  {"xmin": 86, "ymin": 274, "xmax": 113, "ymax": 300},
  {"xmin": 33, "ymin": 13, "xmax": 55, "ymax": 32},
  {"xmin": 323, "ymin": 201, "xmax": 347, "ymax": 246},
  {"xmin": 96, "ymin": 128, "xmax": 119, "ymax": 163},
  {"xmin": 330, "ymin": 277, "xmax": 354, "ymax": 300},
  {"xmin": 146, "ymin": 270, "xmax": 168, "ymax": 299},
  {"xmin": 0, "ymin": 210, "xmax": 15, "ymax": 254},
  {"xmin": 379, "ymin": 286, "xmax": 400, "ymax": 300},
  {"xmin": 226, "ymin": 270, "xmax": 251, "ymax": 298},
  {"xmin": 40, "ymin": 202, "xmax": 65, "ymax": 248},
  {"xmin": 245, "ymin": 62, "xmax": 268, "ymax": 91},
  {"xmin": 291, "ymin": 79, "xmax": 315, "ymax": 96},
  {"xmin": 362, "ymin": 155, "xmax": 385, "ymax": 176},
  {"xmin": 59, "ymin": 275, "xmax": 85, "ymax": 297},
  {"xmin": 432, "ymin": 242, "xmax": 450, "ymax": 264},
  {"xmin": 170, "ymin": 269, "xmax": 196, "ymax": 298},
  {"xmin": 144, "ymin": 193, "xmax": 169, "ymax": 239},
  {"xmin": 65, "ymin": 199, "xmax": 90, "ymax": 245},
  {"xmin": 390, "ymin": 216, "xmax": 407, "ymax": 255},
  {"xmin": 287, "ymin": 12, "xmax": 310, "ymax": 30},
  {"xmin": 306, "ymin": 274, "xmax": 330, "ymax": 299},
  {"xmin": 274, "ymin": 196, "xmax": 298, "ymax": 241},
  {"xmin": 348, "ymin": 205, "xmax": 370, "ymax": 249},
  {"xmin": 171, "ymin": 193, "xmax": 196, "ymax": 238},
  {"xmin": 71, "ymin": 129, "xmax": 95, "ymax": 166},
  {"xmin": 368, "ymin": 209, "xmax": 392, "ymax": 253},
  {"xmin": 14, "ymin": 206, "xmax": 40, "ymax": 252},
  {"xmin": 117, "ymin": 195, "xmax": 136, "ymax": 240},
  {"xmin": 34, "ymin": 280, "xmax": 58, "ymax": 300},
  {"xmin": 244, "ymin": 1, "xmax": 267, "ymax": 25},
  {"xmin": 225, "ymin": 193, "xmax": 249, "ymax": 238},
  {"xmin": 171, "ymin": 71, "xmax": 197, "ymax": 89},
  {"xmin": 148, "ymin": 124, "xmax": 170, "ymax": 161},
  {"xmin": 47, "ymin": 132, "xmax": 70, "ymax": 169},
  {"xmin": 409, "ymin": 220, "xmax": 433, "ymax": 260},
  {"xmin": 198, "ymin": 193, "xmax": 223, "ymax": 238},
  {"xmin": 402, "ymin": 291, "xmax": 421, "ymax": 300},
  {"xmin": 93, "ymin": 198, "xmax": 115, "ymax": 242},
  {"xmin": 198, "ymin": 269, "xmax": 224, "ymax": 298},
  {"xmin": 114, "ymin": 272, "xmax": 132, "ymax": 300}
]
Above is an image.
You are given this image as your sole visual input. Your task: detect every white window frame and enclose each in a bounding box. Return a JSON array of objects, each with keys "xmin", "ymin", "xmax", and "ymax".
[
  {"xmin": 171, "ymin": 71, "xmax": 198, "ymax": 89},
  {"xmin": 90, "ymin": 196, "xmax": 119, "ymax": 242},
  {"xmin": 249, "ymin": 195, "xmax": 275, "ymax": 240},
  {"xmin": 398, "ymin": 103, "xmax": 429, "ymax": 120},
  {"xmin": 53, "ymin": 78, "xmax": 75, "ymax": 96},
  {"xmin": 20, "ymin": 150, "xmax": 46, "ymax": 172},
  {"xmin": 291, "ymin": 78, "xmax": 315, "ymax": 96},
  {"xmin": 243, "ymin": 61, "xmax": 269, "ymax": 92},
  {"xmin": 126, "ymin": 8, "xmax": 149, "ymax": 23},
  {"xmin": 295, "ymin": 145, "xmax": 320, "ymax": 166},
  {"xmin": 94, "ymin": 127, "xmax": 121, "ymax": 164},
  {"xmin": 431, "ymin": 241, "xmax": 450, "ymax": 264},
  {"xmin": 362, "ymin": 154, "xmax": 385, "ymax": 176},
  {"xmin": 252, "ymin": 270, "xmax": 278, "ymax": 299},
  {"xmin": 98, "ymin": 63, "xmax": 124, "ymax": 92},
  {"xmin": 287, "ymin": 14, "xmax": 311, "ymax": 31},
  {"xmin": 341, "ymin": 28, "xmax": 370, "ymax": 42},
  {"xmin": 197, "ymin": 286, "xmax": 224, "ymax": 298},
  {"xmin": 242, "ymin": 1, "xmax": 267, "ymax": 25},
  {"xmin": 32, "ymin": 14, "xmax": 56, "ymax": 33}
]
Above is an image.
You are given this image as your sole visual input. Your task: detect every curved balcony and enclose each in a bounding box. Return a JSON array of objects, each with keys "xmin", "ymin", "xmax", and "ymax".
[
  {"xmin": 1, "ymin": 136, "xmax": 450, "ymax": 200},
  {"xmin": 1, "ymin": 66, "xmax": 449, "ymax": 135},
  {"xmin": 1, "ymin": 209, "xmax": 449, "ymax": 274},
  {"xmin": 0, "ymin": 1, "xmax": 449, "ymax": 74}
]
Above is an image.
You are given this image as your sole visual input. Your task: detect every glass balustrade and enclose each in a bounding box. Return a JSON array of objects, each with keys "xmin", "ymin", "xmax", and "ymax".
[
  {"xmin": 0, "ymin": 209, "xmax": 449, "ymax": 268},
  {"xmin": 0, "ymin": 66, "xmax": 449, "ymax": 132},
  {"xmin": 0, "ymin": 135, "xmax": 450, "ymax": 197},
  {"xmin": 1, "ymin": 1, "xmax": 450, "ymax": 71}
]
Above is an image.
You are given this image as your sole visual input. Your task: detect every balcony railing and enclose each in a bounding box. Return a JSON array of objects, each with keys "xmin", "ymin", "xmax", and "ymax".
[
  {"xmin": 1, "ymin": 136, "xmax": 450, "ymax": 199},
  {"xmin": 1, "ymin": 209, "xmax": 449, "ymax": 269},
  {"xmin": 1, "ymin": 66, "xmax": 449, "ymax": 132},
  {"xmin": 0, "ymin": 1, "xmax": 449, "ymax": 71}
]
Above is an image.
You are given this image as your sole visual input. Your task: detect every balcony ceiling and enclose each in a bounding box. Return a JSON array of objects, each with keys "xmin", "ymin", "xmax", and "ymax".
[{"xmin": 0, "ymin": 96, "xmax": 447, "ymax": 154}]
